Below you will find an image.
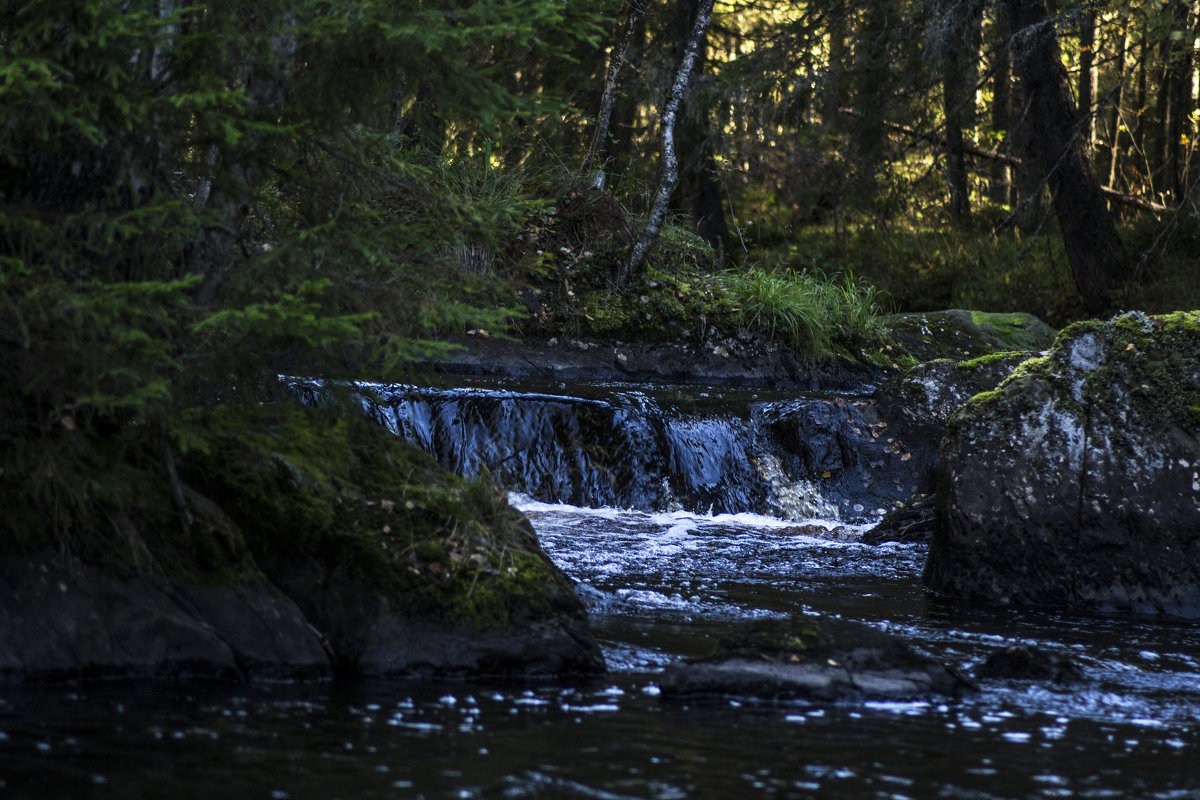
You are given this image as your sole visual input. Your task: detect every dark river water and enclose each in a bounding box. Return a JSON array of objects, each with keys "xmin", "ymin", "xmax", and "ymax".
[
  {"xmin": 4, "ymin": 498, "xmax": 1200, "ymax": 799},
  {"xmin": 4, "ymin": 379, "xmax": 1200, "ymax": 798}
]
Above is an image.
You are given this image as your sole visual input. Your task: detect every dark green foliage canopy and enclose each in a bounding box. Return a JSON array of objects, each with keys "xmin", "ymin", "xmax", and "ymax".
[{"xmin": 0, "ymin": 0, "xmax": 604, "ymax": 545}]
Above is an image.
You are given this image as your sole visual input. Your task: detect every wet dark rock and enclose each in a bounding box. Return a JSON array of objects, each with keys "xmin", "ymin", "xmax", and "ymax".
[
  {"xmin": 926, "ymin": 311, "xmax": 1200, "ymax": 616},
  {"xmin": 0, "ymin": 553, "xmax": 330, "ymax": 683},
  {"xmin": 860, "ymin": 494, "xmax": 937, "ymax": 544},
  {"xmin": 764, "ymin": 347, "xmax": 1040, "ymax": 523},
  {"xmin": 761, "ymin": 394, "xmax": 937, "ymax": 520},
  {"xmin": 659, "ymin": 615, "xmax": 972, "ymax": 703},
  {"xmin": 975, "ymin": 645, "xmax": 1083, "ymax": 684},
  {"xmin": 858, "ymin": 354, "xmax": 1035, "ymax": 543},
  {"xmin": 429, "ymin": 334, "xmax": 881, "ymax": 392}
]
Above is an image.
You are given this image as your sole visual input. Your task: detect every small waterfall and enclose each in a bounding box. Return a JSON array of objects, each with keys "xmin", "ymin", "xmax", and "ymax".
[
  {"xmin": 360, "ymin": 380, "xmax": 927, "ymax": 522},
  {"xmin": 754, "ymin": 453, "xmax": 841, "ymax": 520},
  {"xmin": 370, "ymin": 387, "xmax": 674, "ymax": 510}
]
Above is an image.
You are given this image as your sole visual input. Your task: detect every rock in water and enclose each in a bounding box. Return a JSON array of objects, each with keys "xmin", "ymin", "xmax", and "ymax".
[
  {"xmin": 925, "ymin": 311, "xmax": 1200, "ymax": 616},
  {"xmin": 659, "ymin": 615, "xmax": 970, "ymax": 703},
  {"xmin": 974, "ymin": 645, "xmax": 1082, "ymax": 684},
  {"xmin": 0, "ymin": 404, "xmax": 605, "ymax": 683}
]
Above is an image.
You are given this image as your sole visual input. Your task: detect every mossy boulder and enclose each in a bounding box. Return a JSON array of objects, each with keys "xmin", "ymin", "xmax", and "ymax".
[
  {"xmin": 182, "ymin": 404, "xmax": 605, "ymax": 677},
  {"xmin": 877, "ymin": 352, "xmax": 1035, "ymax": 429},
  {"xmin": 886, "ymin": 309, "xmax": 1057, "ymax": 363},
  {"xmin": 0, "ymin": 403, "xmax": 604, "ymax": 682},
  {"xmin": 925, "ymin": 311, "xmax": 1200, "ymax": 616},
  {"xmin": 859, "ymin": 351, "xmax": 1035, "ymax": 543},
  {"xmin": 659, "ymin": 614, "xmax": 971, "ymax": 703},
  {"xmin": 0, "ymin": 552, "xmax": 329, "ymax": 682}
]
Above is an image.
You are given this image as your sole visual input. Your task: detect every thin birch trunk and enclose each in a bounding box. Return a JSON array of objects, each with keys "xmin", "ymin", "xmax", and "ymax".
[
  {"xmin": 615, "ymin": 0, "xmax": 715, "ymax": 290},
  {"xmin": 582, "ymin": 1, "xmax": 645, "ymax": 188},
  {"xmin": 1105, "ymin": 29, "xmax": 1128, "ymax": 191}
]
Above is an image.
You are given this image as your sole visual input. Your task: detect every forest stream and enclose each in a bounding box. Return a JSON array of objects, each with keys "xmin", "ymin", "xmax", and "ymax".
[{"xmin": 3, "ymin": 379, "xmax": 1200, "ymax": 799}]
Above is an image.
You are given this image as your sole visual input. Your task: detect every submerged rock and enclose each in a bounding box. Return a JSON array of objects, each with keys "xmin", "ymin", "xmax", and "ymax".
[
  {"xmin": 659, "ymin": 615, "xmax": 971, "ymax": 703},
  {"xmin": 0, "ymin": 404, "xmax": 604, "ymax": 683},
  {"xmin": 975, "ymin": 645, "xmax": 1083, "ymax": 684},
  {"xmin": 925, "ymin": 311, "xmax": 1200, "ymax": 616}
]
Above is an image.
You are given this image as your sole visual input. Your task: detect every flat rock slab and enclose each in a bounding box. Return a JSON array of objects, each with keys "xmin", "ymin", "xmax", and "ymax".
[{"xmin": 659, "ymin": 615, "xmax": 970, "ymax": 704}]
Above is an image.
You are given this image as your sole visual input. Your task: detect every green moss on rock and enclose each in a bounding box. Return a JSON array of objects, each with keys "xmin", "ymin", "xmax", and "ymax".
[
  {"xmin": 886, "ymin": 309, "xmax": 1057, "ymax": 363},
  {"xmin": 182, "ymin": 402, "xmax": 580, "ymax": 632},
  {"xmin": 929, "ymin": 310, "xmax": 1200, "ymax": 615}
]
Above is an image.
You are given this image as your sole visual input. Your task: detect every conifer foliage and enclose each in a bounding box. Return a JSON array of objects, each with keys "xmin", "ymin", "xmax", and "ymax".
[{"xmin": 0, "ymin": 0, "xmax": 601, "ymax": 544}]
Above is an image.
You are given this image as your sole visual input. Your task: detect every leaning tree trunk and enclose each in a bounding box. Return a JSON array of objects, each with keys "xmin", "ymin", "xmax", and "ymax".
[
  {"xmin": 615, "ymin": 0, "xmax": 715, "ymax": 290},
  {"xmin": 1007, "ymin": 0, "xmax": 1125, "ymax": 315},
  {"xmin": 581, "ymin": 0, "xmax": 646, "ymax": 188}
]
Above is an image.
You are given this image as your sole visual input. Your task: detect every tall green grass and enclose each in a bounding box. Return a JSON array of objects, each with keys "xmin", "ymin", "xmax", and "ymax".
[{"xmin": 721, "ymin": 267, "xmax": 889, "ymax": 356}]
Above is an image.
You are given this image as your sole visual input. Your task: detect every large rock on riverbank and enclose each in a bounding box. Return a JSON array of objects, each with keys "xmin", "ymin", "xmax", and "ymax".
[
  {"xmin": 925, "ymin": 311, "xmax": 1200, "ymax": 615},
  {"xmin": 0, "ymin": 404, "xmax": 604, "ymax": 683},
  {"xmin": 885, "ymin": 309, "xmax": 1058, "ymax": 364}
]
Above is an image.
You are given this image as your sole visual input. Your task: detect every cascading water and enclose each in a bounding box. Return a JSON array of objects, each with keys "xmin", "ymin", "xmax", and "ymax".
[{"xmin": 364, "ymin": 380, "xmax": 871, "ymax": 521}]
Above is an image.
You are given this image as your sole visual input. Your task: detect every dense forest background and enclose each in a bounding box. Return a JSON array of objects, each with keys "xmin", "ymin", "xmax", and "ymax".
[{"xmin": 2, "ymin": 0, "xmax": 1199, "ymax": 541}]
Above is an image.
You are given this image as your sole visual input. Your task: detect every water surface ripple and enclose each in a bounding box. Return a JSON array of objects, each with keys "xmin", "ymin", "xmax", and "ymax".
[{"xmin": 5, "ymin": 498, "xmax": 1200, "ymax": 799}]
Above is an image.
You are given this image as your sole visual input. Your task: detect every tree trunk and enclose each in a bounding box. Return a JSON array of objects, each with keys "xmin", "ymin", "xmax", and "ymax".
[
  {"xmin": 939, "ymin": 0, "xmax": 984, "ymax": 222},
  {"xmin": 674, "ymin": 0, "xmax": 731, "ymax": 256},
  {"xmin": 1007, "ymin": 0, "xmax": 1126, "ymax": 315},
  {"xmin": 1104, "ymin": 28, "xmax": 1128, "ymax": 191},
  {"xmin": 1077, "ymin": 9, "xmax": 1096, "ymax": 145},
  {"xmin": 851, "ymin": 4, "xmax": 892, "ymax": 169},
  {"xmin": 616, "ymin": 0, "xmax": 716, "ymax": 289},
  {"xmin": 1163, "ymin": 0, "xmax": 1192, "ymax": 201},
  {"xmin": 988, "ymin": 12, "xmax": 1013, "ymax": 205},
  {"xmin": 1132, "ymin": 29, "xmax": 1148, "ymax": 189},
  {"xmin": 1011, "ymin": 94, "xmax": 1045, "ymax": 231},
  {"xmin": 581, "ymin": 1, "xmax": 646, "ymax": 188},
  {"xmin": 822, "ymin": 0, "xmax": 849, "ymax": 131}
]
